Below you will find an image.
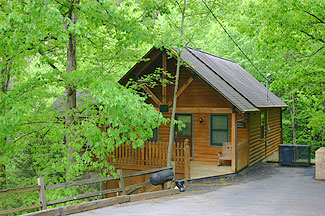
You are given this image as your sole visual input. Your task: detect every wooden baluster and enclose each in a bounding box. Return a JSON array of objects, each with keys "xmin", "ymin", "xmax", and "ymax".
[
  {"xmin": 181, "ymin": 142, "xmax": 183, "ymax": 168},
  {"xmin": 159, "ymin": 141, "xmax": 162, "ymax": 167},
  {"xmin": 184, "ymin": 139, "xmax": 191, "ymax": 180},
  {"xmin": 177, "ymin": 142, "xmax": 180, "ymax": 169},
  {"xmin": 154, "ymin": 141, "xmax": 157, "ymax": 167},
  {"xmin": 118, "ymin": 145, "xmax": 121, "ymax": 164},
  {"xmin": 131, "ymin": 145, "xmax": 134, "ymax": 165},
  {"xmin": 148, "ymin": 142, "xmax": 152, "ymax": 167},
  {"xmin": 161, "ymin": 142, "xmax": 164, "ymax": 166}
]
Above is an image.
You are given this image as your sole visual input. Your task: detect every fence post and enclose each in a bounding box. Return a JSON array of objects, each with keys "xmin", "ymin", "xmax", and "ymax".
[
  {"xmin": 184, "ymin": 139, "xmax": 191, "ymax": 180},
  {"xmin": 37, "ymin": 177, "xmax": 47, "ymax": 210},
  {"xmin": 117, "ymin": 169, "xmax": 126, "ymax": 195}
]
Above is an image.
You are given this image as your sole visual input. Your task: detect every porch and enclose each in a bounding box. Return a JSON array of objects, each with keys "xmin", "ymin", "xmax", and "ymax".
[
  {"xmin": 190, "ymin": 161, "xmax": 233, "ymax": 180},
  {"xmin": 108, "ymin": 140, "xmax": 239, "ymax": 180}
]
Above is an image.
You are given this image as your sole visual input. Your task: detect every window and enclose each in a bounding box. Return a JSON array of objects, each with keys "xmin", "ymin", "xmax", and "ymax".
[
  {"xmin": 210, "ymin": 114, "xmax": 229, "ymax": 146},
  {"xmin": 261, "ymin": 112, "xmax": 265, "ymax": 139},
  {"xmin": 147, "ymin": 127, "xmax": 158, "ymax": 142}
]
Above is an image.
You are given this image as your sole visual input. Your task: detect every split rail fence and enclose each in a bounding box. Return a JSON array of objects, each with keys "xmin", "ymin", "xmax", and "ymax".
[{"xmin": 0, "ymin": 166, "xmax": 173, "ymax": 215}]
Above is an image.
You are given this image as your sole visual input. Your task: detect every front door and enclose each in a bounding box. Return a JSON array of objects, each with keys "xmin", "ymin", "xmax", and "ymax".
[{"xmin": 175, "ymin": 114, "xmax": 192, "ymax": 157}]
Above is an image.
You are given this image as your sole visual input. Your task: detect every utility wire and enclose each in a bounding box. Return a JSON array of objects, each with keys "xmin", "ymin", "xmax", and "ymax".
[{"xmin": 202, "ymin": 0, "xmax": 265, "ymax": 79}]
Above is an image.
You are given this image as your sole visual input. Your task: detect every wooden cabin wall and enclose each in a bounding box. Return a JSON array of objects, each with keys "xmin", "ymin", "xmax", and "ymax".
[
  {"xmin": 236, "ymin": 113, "xmax": 250, "ymax": 171},
  {"xmin": 265, "ymin": 108, "xmax": 282, "ymax": 157},
  {"xmin": 248, "ymin": 111, "xmax": 264, "ymax": 165},
  {"xmin": 138, "ymin": 54, "xmax": 265, "ymax": 167},
  {"xmin": 148, "ymin": 63, "xmax": 235, "ymax": 162},
  {"xmin": 248, "ymin": 108, "xmax": 283, "ymax": 166}
]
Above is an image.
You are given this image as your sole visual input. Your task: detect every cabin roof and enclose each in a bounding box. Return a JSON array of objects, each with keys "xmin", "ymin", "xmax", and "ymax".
[
  {"xmin": 51, "ymin": 90, "xmax": 97, "ymax": 114},
  {"xmin": 120, "ymin": 47, "xmax": 287, "ymax": 112},
  {"xmin": 181, "ymin": 47, "xmax": 287, "ymax": 111}
]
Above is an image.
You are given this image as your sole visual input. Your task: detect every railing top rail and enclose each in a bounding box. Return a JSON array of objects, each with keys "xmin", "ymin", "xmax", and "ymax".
[
  {"xmin": 123, "ymin": 166, "xmax": 172, "ymax": 178},
  {"xmin": 0, "ymin": 185, "xmax": 40, "ymax": 196},
  {"xmin": 46, "ymin": 176, "xmax": 115, "ymax": 190},
  {"xmin": 46, "ymin": 166, "xmax": 172, "ymax": 190}
]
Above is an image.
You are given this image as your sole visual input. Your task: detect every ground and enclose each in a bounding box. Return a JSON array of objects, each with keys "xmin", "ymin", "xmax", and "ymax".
[{"xmin": 73, "ymin": 163, "xmax": 325, "ymax": 216}]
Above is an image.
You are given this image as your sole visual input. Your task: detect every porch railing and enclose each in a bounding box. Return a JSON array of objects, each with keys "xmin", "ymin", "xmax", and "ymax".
[{"xmin": 109, "ymin": 140, "xmax": 188, "ymax": 171}]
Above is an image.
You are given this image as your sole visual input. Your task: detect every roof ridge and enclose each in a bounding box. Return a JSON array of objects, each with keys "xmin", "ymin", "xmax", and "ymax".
[{"xmin": 186, "ymin": 46, "xmax": 236, "ymax": 64}]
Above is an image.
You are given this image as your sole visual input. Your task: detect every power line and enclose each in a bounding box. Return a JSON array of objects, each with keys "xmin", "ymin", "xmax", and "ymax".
[{"xmin": 201, "ymin": 0, "xmax": 265, "ymax": 79}]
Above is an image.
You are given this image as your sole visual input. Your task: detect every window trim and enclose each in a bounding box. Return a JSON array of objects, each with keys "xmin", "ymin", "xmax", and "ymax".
[{"xmin": 210, "ymin": 114, "xmax": 229, "ymax": 146}]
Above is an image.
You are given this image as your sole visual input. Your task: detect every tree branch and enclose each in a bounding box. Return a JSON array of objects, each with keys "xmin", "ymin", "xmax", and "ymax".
[
  {"xmin": 38, "ymin": 50, "xmax": 63, "ymax": 72},
  {"xmin": 14, "ymin": 127, "xmax": 46, "ymax": 143},
  {"xmin": 297, "ymin": 46, "xmax": 324, "ymax": 58},
  {"xmin": 300, "ymin": 30, "xmax": 325, "ymax": 43},
  {"xmin": 301, "ymin": 10, "xmax": 324, "ymax": 24}
]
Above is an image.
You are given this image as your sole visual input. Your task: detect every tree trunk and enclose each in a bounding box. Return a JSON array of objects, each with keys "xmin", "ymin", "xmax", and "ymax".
[
  {"xmin": 65, "ymin": 4, "xmax": 78, "ymax": 177},
  {"xmin": 167, "ymin": 0, "xmax": 186, "ymax": 167},
  {"xmin": 0, "ymin": 65, "xmax": 10, "ymax": 187}
]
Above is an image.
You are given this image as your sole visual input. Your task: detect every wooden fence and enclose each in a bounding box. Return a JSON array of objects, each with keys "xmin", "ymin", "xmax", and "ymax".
[
  {"xmin": 0, "ymin": 166, "xmax": 173, "ymax": 215},
  {"xmin": 110, "ymin": 141, "xmax": 187, "ymax": 171}
]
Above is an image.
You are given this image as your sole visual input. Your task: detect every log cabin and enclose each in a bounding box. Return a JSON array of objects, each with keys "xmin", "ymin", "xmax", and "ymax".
[{"xmin": 117, "ymin": 46, "xmax": 287, "ymax": 180}]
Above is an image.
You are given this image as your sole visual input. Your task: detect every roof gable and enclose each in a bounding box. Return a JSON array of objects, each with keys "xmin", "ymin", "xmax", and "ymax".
[{"xmin": 120, "ymin": 47, "xmax": 287, "ymax": 112}]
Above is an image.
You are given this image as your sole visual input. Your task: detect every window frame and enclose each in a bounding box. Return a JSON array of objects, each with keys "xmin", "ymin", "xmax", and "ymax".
[{"xmin": 210, "ymin": 114, "xmax": 229, "ymax": 146}]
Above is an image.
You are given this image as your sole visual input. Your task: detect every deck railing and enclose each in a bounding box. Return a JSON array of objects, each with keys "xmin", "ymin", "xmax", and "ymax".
[{"xmin": 110, "ymin": 141, "xmax": 186, "ymax": 170}]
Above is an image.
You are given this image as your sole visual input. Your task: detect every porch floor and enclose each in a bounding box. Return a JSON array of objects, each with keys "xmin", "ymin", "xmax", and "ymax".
[{"xmin": 190, "ymin": 161, "xmax": 233, "ymax": 180}]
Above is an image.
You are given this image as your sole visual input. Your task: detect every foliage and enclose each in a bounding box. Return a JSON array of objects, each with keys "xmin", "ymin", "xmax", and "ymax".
[
  {"xmin": 191, "ymin": 0, "xmax": 324, "ymax": 152},
  {"xmin": 0, "ymin": 0, "xmax": 324, "ymax": 213}
]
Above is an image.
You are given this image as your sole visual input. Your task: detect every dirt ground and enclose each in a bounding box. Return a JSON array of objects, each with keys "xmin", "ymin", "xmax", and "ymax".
[{"xmin": 74, "ymin": 163, "xmax": 325, "ymax": 216}]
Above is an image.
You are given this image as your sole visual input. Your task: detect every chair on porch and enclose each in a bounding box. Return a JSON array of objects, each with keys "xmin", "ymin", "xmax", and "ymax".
[{"xmin": 218, "ymin": 142, "xmax": 232, "ymax": 166}]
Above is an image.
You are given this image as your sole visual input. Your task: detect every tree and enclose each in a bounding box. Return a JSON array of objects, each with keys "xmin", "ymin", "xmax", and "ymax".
[
  {"xmin": 0, "ymin": 0, "xmax": 168, "ymax": 187},
  {"xmin": 193, "ymin": 0, "xmax": 324, "ymax": 151},
  {"xmin": 152, "ymin": 0, "xmax": 216, "ymax": 166}
]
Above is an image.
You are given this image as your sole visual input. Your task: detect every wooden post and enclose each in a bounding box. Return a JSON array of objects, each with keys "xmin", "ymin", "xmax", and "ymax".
[
  {"xmin": 231, "ymin": 112, "xmax": 236, "ymax": 172},
  {"xmin": 167, "ymin": 161, "xmax": 176, "ymax": 189},
  {"xmin": 37, "ymin": 177, "xmax": 47, "ymax": 210},
  {"xmin": 117, "ymin": 169, "xmax": 126, "ymax": 195},
  {"xmin": 184, "ymin": 139, "xmax": 191, "ymax": 180}
]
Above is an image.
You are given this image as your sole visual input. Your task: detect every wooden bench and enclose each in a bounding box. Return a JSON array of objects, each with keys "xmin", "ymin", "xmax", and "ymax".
[{"xmin": 218, "ymin": 143, "xmax": 232, "ymax": 166}]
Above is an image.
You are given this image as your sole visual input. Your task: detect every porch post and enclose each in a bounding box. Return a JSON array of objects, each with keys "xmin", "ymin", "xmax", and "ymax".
[
  {"xmin": 184, "ymin": 139, "xmax": 191, "ymax": 180},
  {"xmin": 231, "ymin": 112, "xmax": 236, "ymax": 172}
]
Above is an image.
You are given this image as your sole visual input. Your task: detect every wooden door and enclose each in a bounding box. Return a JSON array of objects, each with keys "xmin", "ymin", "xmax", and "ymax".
[{"xmin": 175, "ymin": 114, "xmax": 193, "ymax": 156}]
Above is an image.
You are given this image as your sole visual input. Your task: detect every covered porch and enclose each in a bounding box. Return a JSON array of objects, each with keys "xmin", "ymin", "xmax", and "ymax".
[{"xmin": 107, "ymin": 139, "xmax": 248, "ymax": 180}]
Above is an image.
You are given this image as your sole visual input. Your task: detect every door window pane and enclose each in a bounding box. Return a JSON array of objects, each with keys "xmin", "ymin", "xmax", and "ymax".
[
  {"xmin": 147, "ymin": 128, "xmax": 158, "ymax": 142},
  {"xmin": 177, "ymin": 115, "xmax": 191, "ymax": 136}
]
